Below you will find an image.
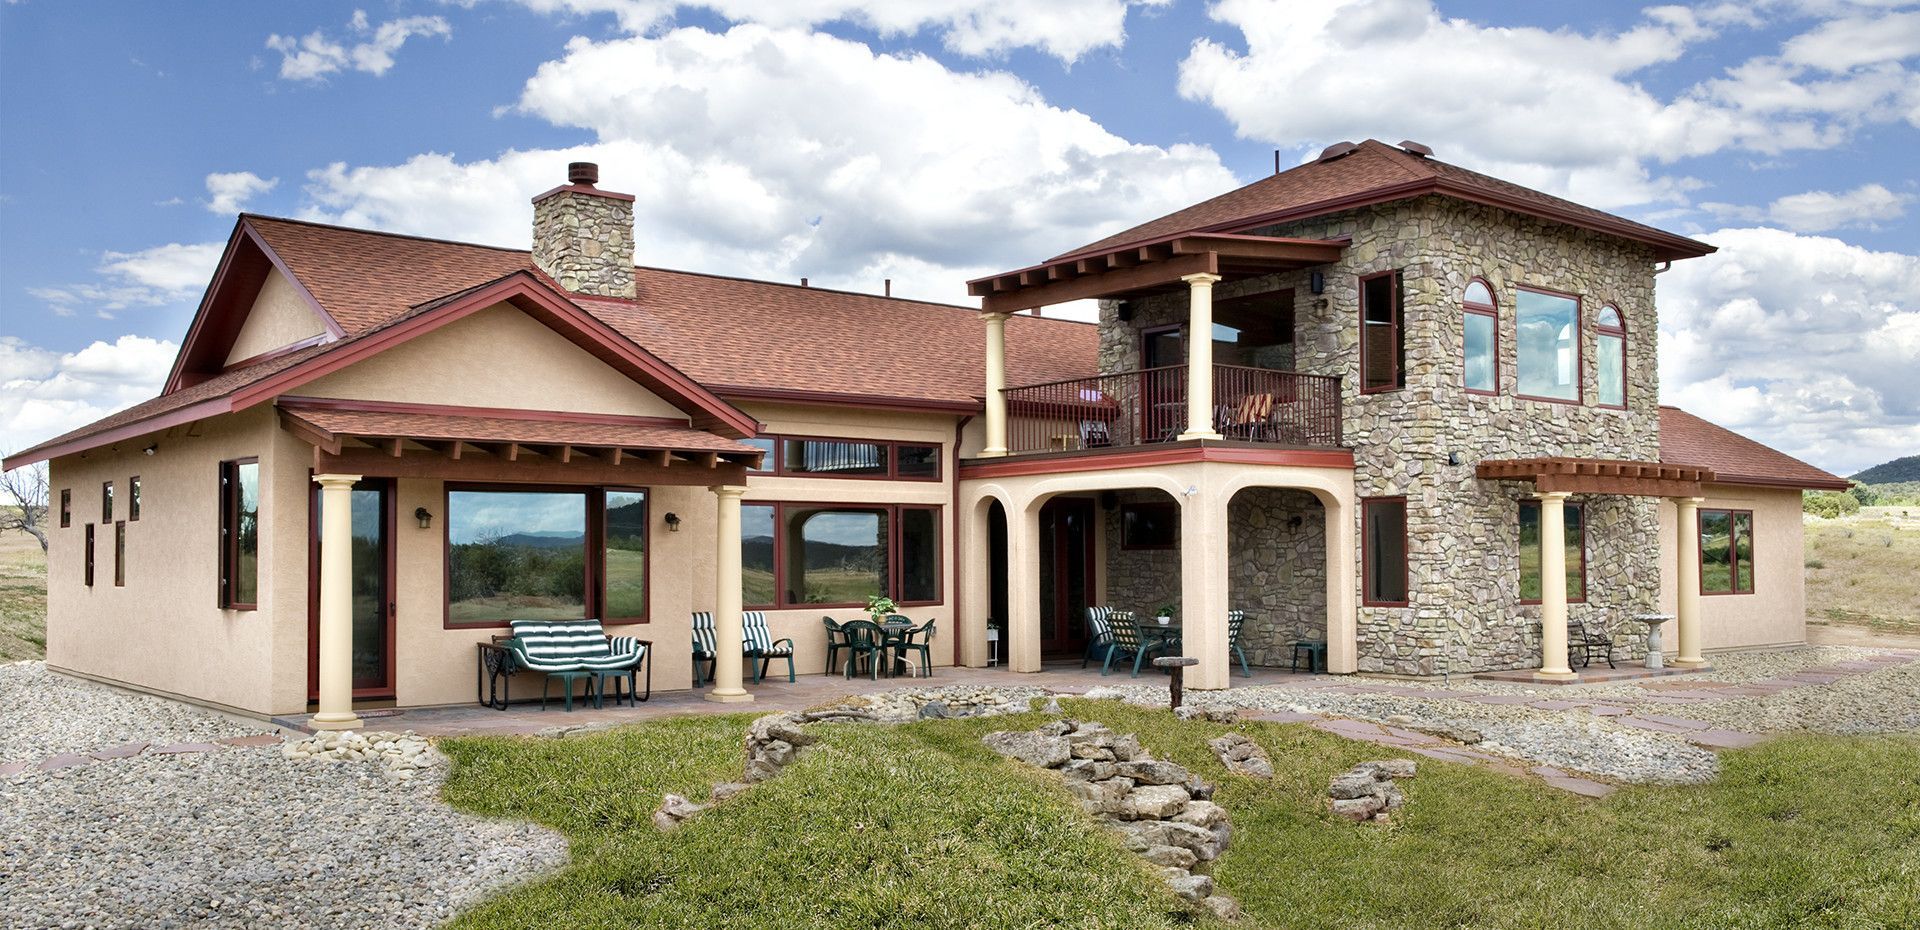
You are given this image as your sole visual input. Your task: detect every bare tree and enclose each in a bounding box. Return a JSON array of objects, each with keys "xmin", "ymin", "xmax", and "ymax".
[{"xmin": 0, "ymin": 458, "xmax": 49, "ymax": 554}]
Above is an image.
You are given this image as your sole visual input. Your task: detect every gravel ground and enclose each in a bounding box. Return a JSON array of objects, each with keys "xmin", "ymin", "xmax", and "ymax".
[
  {"xmin": 1427, "ymin": 645, "xmax": 1889, "ymax": 696},
  {"xmin": 1678, "ymin": 659, "xmax": 1920, "ymax": 735},
  {"xmin": 0, "ymin": 661, "xmax": 266, "ymax": 762},
  {"xmin": 1, "ymin": 747, "xmax": 567, "ymax": 930}
]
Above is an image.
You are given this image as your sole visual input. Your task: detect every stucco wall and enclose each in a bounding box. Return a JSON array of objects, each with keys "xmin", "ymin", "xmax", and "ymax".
[
  {"xmin": 225, "ymin": 270, "xmax": 327, "ymax": 365},
  {"xmin": 1099, "ymin": 196, "xmax": 1664, "ymax": 675},
  {"xmin": 299, "ymin": 303, "xmax": 688, "ymax": 418},
  {"xmin": 45, "ymin": 407, "xmax": 295, "ymax": 715},
  {"xmin": 1657, "ymin": 485, "xmax": 1807, "ymax": 653}
]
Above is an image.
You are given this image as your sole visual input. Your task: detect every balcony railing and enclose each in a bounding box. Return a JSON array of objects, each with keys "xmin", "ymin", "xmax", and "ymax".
[{"xmin": 1004, "ymin": 364, "xmax": 1342, "ymax": 455}]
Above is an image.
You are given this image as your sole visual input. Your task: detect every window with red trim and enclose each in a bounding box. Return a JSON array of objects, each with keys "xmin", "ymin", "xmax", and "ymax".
[
  {"xmin": 114, "ymin": 521, "xmax": 127, "ymax": 587},
  {"xmin": 749, "ymin": 435, "xmax": 942, "ymax": 481},
  {"xmin": 101, "ymin": 480, "xmax": 113, "ymax": 523},
  {"xmin": 129, "ymin": 476, "xmax": 141, "ymax": 521},
  {"xmin": 1700, "ymin": 508, "xmax": 1754, "ymax": 594},
  {"xmin": 84, "ymin": 524, "xmax": 95, "ymax": 587},
  {"xmin": 59, "ymin": 489, "xmax": 70, "ymax": 528},
  {"xmin": 1595, "ymin": 305, "xmax": 1626, "ymax": 409},
  {"xmin": 1360, "ymin": 271, "xmax": 1404, "ymax": 393},
  {"xmin": 740, "ymin": 502, "xmax": 942, "ymax": 609},
  {"xmin": 1362, "ymin": 497, "xmax": 1408, "ymax": 605},
  {"xmin": 1516, "ymin": 286, "xmax": 1582, "ymax": 402},
  {"xmin": 1463, "ymin": 279, "xmax": 1498, "ymax": 394},
  {"xmin": 219, "ymin": 459, "xmax": 259, "ymax": 610}
]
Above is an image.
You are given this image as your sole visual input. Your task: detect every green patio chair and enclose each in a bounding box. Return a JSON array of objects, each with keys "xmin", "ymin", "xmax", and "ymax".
[
  {"xmin": 1228, "ymin": 609, "xmax": 1253, "ymax": 677},
  {"xmin": 742, "ymin": 610, "xmax": 795, "ymax": 684},
  {"xmin": 822, "ymin": 616, "xmax": 849, "ymax": 675},
  {"xmin": 1100, "ymin": 614, "xmax": 1167, "ymax": 678},
  {"xmin": 840, "ymin": 620, "xmax": 887, "ymax": 679},
  {"xmin": 1083, "ymin": 606, "xmax": 1129, "ymax": 668},
  {"xmin": 889, "ymin": 616, "xmax": 937, "ymax": 677}
]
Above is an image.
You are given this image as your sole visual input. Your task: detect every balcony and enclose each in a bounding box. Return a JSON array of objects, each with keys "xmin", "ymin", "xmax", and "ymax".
[{"xmin": 1003, "ymin": 365, "xmax": 1342, "ymax": 455}]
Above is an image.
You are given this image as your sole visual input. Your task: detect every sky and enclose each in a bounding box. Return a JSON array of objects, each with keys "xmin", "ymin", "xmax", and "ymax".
[{"xmin": 1, "ymin": 0, "xmax": 1916, "ymax": 476}]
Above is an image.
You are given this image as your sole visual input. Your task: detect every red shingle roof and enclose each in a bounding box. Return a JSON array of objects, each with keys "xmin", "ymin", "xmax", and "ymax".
[
  {"xmin": 1056, "ymin": 140, "xmax": 1714, "ymax": 263},
  {"xmin": 1659, "ymin": 407, "xmax": 1848, "ymax": 491}
]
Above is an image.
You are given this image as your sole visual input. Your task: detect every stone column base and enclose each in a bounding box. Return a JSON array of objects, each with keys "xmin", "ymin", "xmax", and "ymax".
[
  {"xmin": 704, "ymin": 689, "xmax": 755, "ymax": 704},
  {"xmin": 310, "ymin": 712, "xmax": 364, "ymax": 731},
  {"xmin": 1668, "ymin": 658, "xmax": 1710, "ymax": 669},
  {"xmin": 1531, "ymin": 669, "xmax": 1580, "ymax": 683}
]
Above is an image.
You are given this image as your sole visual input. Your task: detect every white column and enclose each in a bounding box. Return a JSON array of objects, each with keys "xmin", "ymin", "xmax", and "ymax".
[
  {"xmin": 312, "ymin": 474, "xmax": 364, "ymax": 730},
  {"xmin": 1007, "ymin": 499, "xmax": 1043, "ymax": 673},
  {"xmin": 1534, "ymin": 491, "xmax": 1578, "ymax": 682},
  {"xmin": 1322, "ymin": 497, "xmax": 1358, "ymax": 674},
  {"xmin": 1178, "ymin": 273, "xmax": 1224, "ymax": 441},
  {"xmin": 982, "ymin": 311, "xmax": 1011, "ymax": 457},
  {"xmin": 1672, "ymin": 496, "xmax": 1707, "ymax": 668},
  {"xmin": 705, "ymin": 485, "xmax": 754, "ymax": 703},
  {"xmin": 958, "ymin": 494, "xmax": 993, "ymax": 668},
  {"xmin": 1179, "ymin": 488, "xmax": 1232, "ymax": 689}
]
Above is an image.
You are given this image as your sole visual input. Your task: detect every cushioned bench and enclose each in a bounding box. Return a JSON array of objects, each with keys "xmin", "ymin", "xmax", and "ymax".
[{"xmin": 504, "ymin": 618, "xmax": 649, "ymax": 711}]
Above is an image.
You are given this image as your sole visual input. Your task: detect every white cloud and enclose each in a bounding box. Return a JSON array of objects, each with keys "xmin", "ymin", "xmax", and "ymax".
[
  {"xmin": 298, "ymin": 25, "xmax": 1236, "ymax": 305},
  {"xmin": 27, "ymin": 242, "xmax": 224, "ymax": 317},
  {"xmin": 204, "ymin": 171, "xmax": 279, "ymax": 214},
  {"xmin": 1781, "ymin": 8, "xmax": 1920, "ymax": 71},
  {"xmin": 266, "ymin": 10, "xmax": 451, "ymax": 82},
  {"xmin": 1176, "ymin": 0, "xmax": 1919, "ymax": 211},
  {"xmin": 1702, "ymin": 182, "xmax": 1913, "ymax": 231},
  {"xmin": 479, "ymin": 0, "xmax": 1168, "ymax": 62},
  {"xmin": 1658, "ymin": 227, "xmax": 1920, "ymax": 475},
  {"xmin": 0, "ymin": 335, "xmax": 179, "ymax": 456}
]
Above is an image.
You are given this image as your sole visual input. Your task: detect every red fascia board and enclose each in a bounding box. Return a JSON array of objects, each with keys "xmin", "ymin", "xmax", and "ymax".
[
  {"xmin": 715, "ymin": 384, "xmax": 982, "ymax": 416},
  {"xmin": 162, "ymin": 218, "xmax": 347, "ymax": 395},
  {"xmin": 1706, "ymin": 472, "xmax": 1852, "ymax": 492},
  {"xmin": 160, "ymin": 223, "xmax": 252, "ymax": 395},
  {"xmin": 2, "ymin": 396, "xmax": 235, "ymax": 470},
  {"xmin": 973, "ymin": 232, "xmax": 1347, "ymax": 291},
  {"xmin": 958, "ymin": 443, "xmax": 1354, "ymax": 479}
]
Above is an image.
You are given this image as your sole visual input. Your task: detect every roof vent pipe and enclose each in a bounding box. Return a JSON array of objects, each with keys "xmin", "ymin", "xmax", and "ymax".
[
  {"xmin": 1316, "ymin": 141, "xmax": 1358, "ymax": 163},
  {"xmin": 567, "ymin": 162, "xmax": 599, "ymax": 186},
  {"xmin": 801, "ymin": 277, "xmax": 809, "ymax": 287},
  {"xmin": 884, "ymin": 278, "xmax": 892, "ymax": 297},
  {"xmin": 1397, "ymin": 140, "xmax": 1433, "ymax": 158},
  {"xmin": 1274, "ymin": 149, "xmax": 1281, "ymax": 175}
]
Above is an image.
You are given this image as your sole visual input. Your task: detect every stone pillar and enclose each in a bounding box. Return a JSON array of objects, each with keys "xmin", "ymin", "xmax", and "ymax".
[
  {"xmin": 705, "ymin": 485, "xmax": 754, "ymax": 703},
  {"xmin": 1006, "ymin": 499, "xmax": 1044, "ymax": 673},
  {"xmin": 1533, "ymin": 491, "xmax": 1578, "ymax": 682},
  {"xmin": 1179, "ymin": 489, "xmax": 1232, "ymax": 689},
  {"xmin": 312, "ymin": 474, "xmax": 364, "ymax": 730},
  {"xmin": 982, "ymin": 311, "xmax": 1011, "ymax": 457},
  {"xmin": 1672, "ymin": 496, "xmax": 1708, "ymax": 668},
  {"xmin": 1322, "ymin": 497, "xmax": 1358, "ymax": 674},
  {"xmin": 1178, "ymin": 273, "xmax": 1224, "ymax": 441}
]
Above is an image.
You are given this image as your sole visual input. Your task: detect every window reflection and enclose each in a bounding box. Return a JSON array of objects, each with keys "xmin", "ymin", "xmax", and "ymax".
[{"xmin": 446, "ymin": 490, "xmax": 586, "ymax": 624}]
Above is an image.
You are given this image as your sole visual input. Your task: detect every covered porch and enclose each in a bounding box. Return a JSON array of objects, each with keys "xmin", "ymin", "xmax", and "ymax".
[
  {"xmin": 1476, "ymin": 456, "xmax": 1717, "ymax": 682},
  {"xmin": 280, "ymin": 398, "xmax": 770, "ymax": 730}
]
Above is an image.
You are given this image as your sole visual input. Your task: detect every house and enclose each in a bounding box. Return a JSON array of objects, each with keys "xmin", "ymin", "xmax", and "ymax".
[{"xmin": 4, "ymin": 144, "xmax": 1847, "ymax": 726}]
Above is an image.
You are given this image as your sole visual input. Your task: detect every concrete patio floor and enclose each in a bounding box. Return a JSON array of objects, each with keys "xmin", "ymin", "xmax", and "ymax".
[{"xmin": 272, "ymin": 662, "xmax": 1329, "ymax": 737}]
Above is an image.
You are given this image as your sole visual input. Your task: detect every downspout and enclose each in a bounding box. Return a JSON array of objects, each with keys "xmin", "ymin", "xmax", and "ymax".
[
  {"xmin": 1652, "ymin": 261, "xmax": 1672, "ymax": 275},
  {"xmin": 951, "ymin": 414, "xmax": 973, "ymax": 668}
]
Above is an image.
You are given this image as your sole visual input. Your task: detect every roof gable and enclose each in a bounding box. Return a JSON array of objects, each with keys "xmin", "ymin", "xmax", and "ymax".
[
  {"xmin": 1659, "ymin": 407, "xmax": 1848, "ymax": 490},
  {"xmin": 164, "ymin": 219, "xmax": 346, "ymax": 393}
]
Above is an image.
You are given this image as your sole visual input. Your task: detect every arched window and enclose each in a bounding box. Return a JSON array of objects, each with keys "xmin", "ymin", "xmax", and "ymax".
[
  {"xmin": 1596, "ymin": 304, "xmax": 1626, "ymax": 408},
  {"xmin": 1463, "ymin": 278, "xmax": 1497, "ymax": 394}
]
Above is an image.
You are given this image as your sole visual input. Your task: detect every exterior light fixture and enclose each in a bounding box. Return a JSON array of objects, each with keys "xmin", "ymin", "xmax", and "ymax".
[
  {"xmin": 1184, "ymin": 485, "xmax": 1199, "ymax": 497},
  {"xmin": 1309, "ymin": 270, "xmax": 1325, "ymax": 294},
  {"xmin": 665, "ymin": 512, "xmax": 681, "ymax": 532},
  {"xmin": 142, "ymin": 444, "xmax": 157, "ymax": 456},
  {"xmin": 414, "ymin": 507, "xmax": 433, "ymax": 529},
  {"xmin": 1447, "ymin": 452, "xmax": 1463, "ymax": 466}
]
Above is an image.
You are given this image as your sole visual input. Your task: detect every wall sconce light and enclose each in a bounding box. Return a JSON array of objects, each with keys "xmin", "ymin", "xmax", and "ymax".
[
  {"xmin": 1184, "ymin": 485, "xmax": 1199, "ymax": 498},
  {"xmin": 142, "ymin": 444, "xmax": 157, "ymax": 456},
  {"xmin": 1447, "ymin": 452, "xmax": 1463, "ymax": 466},
  {"xmin": 1288, "ymin": 514, "xmax": 1304, "ymax": 529},
  {"xmin": 664, "ymin": 512, "xmax": 682, "ymax": 532},
  {"xmin": 1309, "ymin": 270, "xmax": 1325, "ymax": 294},
  {"xmin": 414, "ymin": 507, "xmax": 433, "ymax": 529}
]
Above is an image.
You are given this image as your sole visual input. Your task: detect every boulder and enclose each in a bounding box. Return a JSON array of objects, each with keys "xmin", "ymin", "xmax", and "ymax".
[
  {"xmin": 1208, "ymin": 733, "xmax": 1274, "ymax": 779},
  {"xmin": 1331, "ymin": 796, "xmax": 1386, "ymax": 821},
  {"xmin": 1118, "ymin": 759, "xmax": 1191, "ymax": 786},
  {"xmin": 1174, "ymin": 800, "xmax": 1228, "ymax": 829},
  {"xmin": 1328, "ymin": 771, "xmax": 1380, "ymax": 800},
  {"xmin": 652, "ymin": 793, "xmax": 707, "ymax": 830},
  {"xmin": 1202, "ymin": 895, "xmax": 1243, "ymax": 921},
  {"xmin": 1141, "ymin": 844, "xmax": 1198, "ymax": 870},
  {"xmin": 1109, "ymin": 734, "xmax": 1145, "ymax": 762},
  {"xmin": 1063, "ymin": 778, "xmax": 1131, "ymax": 817},
  {"xmin": 1037, "ymin": 720, "xmax": 1075, "ymax": 737},
  {"xmin": 1122, "ymin": 784, "xmax": 1192, "ymax": 820},
  {"xmin": 917, "ymin": 701, "xmax": 951, "ymax": 719},
  {"xmin": 983, "ymin": 731, "xmax": 1071, "ymax": 769},
  {"xmin": 1060, "ymin": 759, "xmax": 1117, "ymax": 782},
  {"xmin": 1165, "ymin": 871, "xmax": 1215, "ymax": 902},
  {"xmin": 709, "ymin": 782, "xmax": 751, "ymax": 802}
]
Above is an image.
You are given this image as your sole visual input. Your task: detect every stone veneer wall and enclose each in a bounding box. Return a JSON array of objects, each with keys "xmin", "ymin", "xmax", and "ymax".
[
  {"xmin": 532, "ymin": 189, "xmax": 636, "ymax": 299},
  {"xmin": 1097, "ymin": 195, "xmax": 1662, "ymax": 675},
  {"xmin": 1103, "ymin": 489, "xmax": 1328, "ymax": 668}
]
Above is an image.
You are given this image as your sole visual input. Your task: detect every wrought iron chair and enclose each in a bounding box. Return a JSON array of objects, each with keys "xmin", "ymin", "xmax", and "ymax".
[{"xmin": 1568, "ymin": 620, "xmax": 1615, "ymax": 669}]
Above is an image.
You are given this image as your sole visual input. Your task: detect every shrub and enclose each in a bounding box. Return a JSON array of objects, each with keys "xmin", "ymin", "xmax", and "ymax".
[{"xmin": 1803, "ymin": 491, "xmax": 1859, "ymax": 519}]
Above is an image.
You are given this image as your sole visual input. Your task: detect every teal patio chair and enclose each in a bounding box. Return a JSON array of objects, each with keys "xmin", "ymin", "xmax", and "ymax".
[
  {"xmin": 1100, "ymin": 614, "xmax": 1167, "ymax": 678},
  {"xmin": 840, "ymin": 619, "xmax": 887, "ymax": 680},
  {"xmin": 1228, "ymin": 609, "xmax": 1254, "ymax": 677},
  {"xmin": 1082, "ymin": 606, "xmax": 1129, "ymax": 668},
  {"xmin": 742, "ymin": 611, "xmax": 795, "ymax": 683}
]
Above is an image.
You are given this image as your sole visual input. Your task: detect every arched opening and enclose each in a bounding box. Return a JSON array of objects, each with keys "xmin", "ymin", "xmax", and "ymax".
[{"xmin": 1227, "ymin": 486, "xmax": 1329, "ymax": 668}]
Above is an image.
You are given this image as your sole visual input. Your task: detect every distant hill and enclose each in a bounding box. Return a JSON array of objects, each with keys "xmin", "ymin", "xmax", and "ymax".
[{"xmin": 1852, "ymin": 455, "xmax": 1920, "ymax": 484}]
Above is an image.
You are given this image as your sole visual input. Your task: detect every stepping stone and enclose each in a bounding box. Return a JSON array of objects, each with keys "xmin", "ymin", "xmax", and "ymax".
[
  {"xmin": 1584, "ymin": 704, "xmax": 1633, "ymax": 716},
  {"xmin": 1689, "ymin": 729, "xmax": 1768, "ymax": 749},
  {"xmin": 1615, "ymin": 717, "xmax": 1696, "ymax": 735},
  {"xmin": 0, "ymin": 761, "xmax": 27, "ymax": 778},
  {"xmin": 148, "ymin": 742, "xmax": 221, "ymax": 755},
  {"xmin": 1633, "ymin": 713, "xmax": 1712, "ymax": 731},
  {"xmin": 218, "ymin": 734, "xmax": 284, "ymax": 747},
  {"xmin": 36, "ymin": 753, "xmax": 92, "ymax": 773},
  {"xmin": 90, "ymin": 741, "xmax": 150, "ymax": 761},
  {"xmin": 1240, "ymin": 710, "xmax": 1319, "ymax": 724},
  {"xmin": 1539, "ymin": 773, "xmax": 1616, "ymax": 798}
]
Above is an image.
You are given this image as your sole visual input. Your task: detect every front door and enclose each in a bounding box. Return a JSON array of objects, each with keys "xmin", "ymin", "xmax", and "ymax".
[
  {"xmin": 308, "ymin": 478, "xmax": 395, "ymax": 700},
  {"xmin": 1038, "ymin": 497, "xmax": 1097, "ymax": 657}
]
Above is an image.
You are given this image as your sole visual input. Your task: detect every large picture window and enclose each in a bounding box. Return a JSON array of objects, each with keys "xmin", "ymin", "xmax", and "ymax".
[
  {"xmin": 1700, "ymin": 508, "xmax": 1755, "ymax": 594},
  {"xmin": 1463, "ymin": 278, "xmax": 1498, "ymax": 394},
  {"xmin": 219, "ymin": 458, "xmax": 259, "ymax": 609},
  {"xmin": 446, "ymin": 488, "xmax": 589, "ymax": 625},
  {"xmin": 750, "ymin": 436, "xmax": 942, "ymax": 481},
  {"xmin": 1595, "ymin": 304, "xmax": 1627, "ymax": 409},
  {"xmin": 1518, "ymin": 500, "xmax": 1587, "ymax": 603},
  {"xmin": 1360, "ymin": 271, "xmax": 1404, "ymax": 393},
  {"xmin": 740, "ymin": 502, "xmax": 942, "ymax": 608},
  {"xmin": 1515, "ymin": 287, "xmax": 1581, "ymax": 402},
  {"xmin": 1362, "ymin": 497, "xmax": 1408, "ymax": 606}
]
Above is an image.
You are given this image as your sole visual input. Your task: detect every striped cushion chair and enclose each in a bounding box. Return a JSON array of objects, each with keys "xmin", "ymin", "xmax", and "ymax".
[
  {"xmin": 1227, "ymin": 609, "xmax": 1253, "ymax": 678},
  {"xmin": 1082, "ymin": 606, "xmax": 1127, "ymax": 668},
  {"xmin": 506, "ymin": 619, "xmax": 646, "ymax": 711},
  {"xmin": 742, "ymin": 611, "xmax": 796, "ymax": 684},
  {"xmin": 690, "ymin": 611, "xmax": 719, "ymax": 685}
]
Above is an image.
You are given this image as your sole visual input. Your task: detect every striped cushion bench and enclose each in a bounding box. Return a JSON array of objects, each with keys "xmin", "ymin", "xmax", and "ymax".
[{"xmin": 507, "ymin": 619, "xmax": 645, "ymax": 672}]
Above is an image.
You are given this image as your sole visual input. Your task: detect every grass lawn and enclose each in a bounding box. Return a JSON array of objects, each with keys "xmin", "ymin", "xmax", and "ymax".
[
  {"xmin": 440, "ymin": 701, "xmax": 1920, "ymax": 930},
  {"xmin": 1805, "ymin": 514, "xmax": 1920, "ymax": 636},
  {"xmin": 0, "ymin": 526, "xmax": 47, "ymax": 661}
]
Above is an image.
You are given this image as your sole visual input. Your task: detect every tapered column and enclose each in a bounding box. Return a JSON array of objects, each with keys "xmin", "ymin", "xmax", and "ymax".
[
  {"xmin": 1322, "ymin": 497, "xmax": 1358, "ymax": 674},
  {"xmin": 1007, "ymin": 500, "xmax": 1043, "ymax": 673},
  {"xmin": 705, "ymin": 485, "xmax": 754, "ymax": 703},
  {"xmin": 1672, "ymin": 496, "xmax": 1707, "ymax": 668},
  {"xmin": 1533, "ymin": 491, "xmax": 1578, "ymax": 682},
  {"xmin": 1179, "ymin": 273, "xmax": 1224, "ymax": 441},
  {"xmin": 982, "ymin": 311, "xmax": 1011, "ymax": 457},
  {"xmin": 312, "ymin": 474, "xmax": 364, "ymax": 730},
  {"xmin": 1179, "ymin": 491, "xmax": 1232, "ymax": 689}
]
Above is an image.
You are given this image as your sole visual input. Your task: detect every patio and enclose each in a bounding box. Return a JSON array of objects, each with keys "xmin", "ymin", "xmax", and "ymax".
[{"xmin": 270, "ymin": 661, "xmax": 1324, "ymax": 737}]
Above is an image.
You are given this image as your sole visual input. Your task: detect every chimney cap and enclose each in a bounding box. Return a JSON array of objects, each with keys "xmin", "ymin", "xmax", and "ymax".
[{"xmin": 567, "ymin": 162, "xmax": 599, "ymax": 186}]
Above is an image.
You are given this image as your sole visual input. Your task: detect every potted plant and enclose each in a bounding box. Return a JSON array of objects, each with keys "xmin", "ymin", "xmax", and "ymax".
[
  {"xmin": 1153, "ymin": 604, "xmax": 1176, "ymax": 626},
  {"xmin": 866, "ymin": 595, "xmax": 900, "ymax": 624}
]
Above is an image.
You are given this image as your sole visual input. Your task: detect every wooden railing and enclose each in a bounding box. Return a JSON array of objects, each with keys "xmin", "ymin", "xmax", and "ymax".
[{"xmin": 1003, "ymin": 365, "xmax": 1342, "ymax": 455}]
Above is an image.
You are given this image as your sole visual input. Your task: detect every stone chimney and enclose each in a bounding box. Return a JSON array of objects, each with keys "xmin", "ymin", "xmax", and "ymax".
[{"xmin": 531, "ymin": 162, "xmax": 635, "ymax": 299}]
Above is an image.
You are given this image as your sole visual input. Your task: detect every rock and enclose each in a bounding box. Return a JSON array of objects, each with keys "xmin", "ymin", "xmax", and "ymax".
[
  {"xmin": 1118, "ymin": 759, "xmax": 1190, "ymax": 786},
  {"xmin": 1331, "ymin": 796, "xmax": 1386, "ymax": 821},
  {"xmin": 918, "ymin": 701, "xmax": 950, "ymax": 719},
  {"xmin": 1328, "ymin": 771, "xmax": 1379, "ymax": 800},
  {"xmin": 1041, "ymin": 697, "xmax": 1063, "ymax": 714},
  {"xmin": 1174, "ymin": 800, "xmax": 1228, "ymax": 828},
  {"xmin": 760, "ymin": 739, "xmax": 795, "ymax": 766},
  {"xmin": 1070, "ymin": 742, "xmax": 1116, "ymax": 761},
  {"xmin": 1363, "ymin": 759, "xmax": 1418, "ymax": 779},
  {"xmin": 1082, "ymin": 686, "xmax": 1128, "ymax": 700},
  {"xmin": 1109, "ymin": 734, "xmax": 1144, "ymax": 762},
  {"xmin": 1176, "ymin": 706, "xmax": 1237, "ymax": 723},
  {"xmin": 709, "ymin": 782, "xmax": 751, "ymax": 802},
  {"xmin": 1122, "ymin": 784, "xmax": 1191, "ymax": 820},
  {"xmin": 1060, "ymin": 759, "xmax": 1117, "ymax": 782},
  {"xmin": 1386, "ymin": 714, "xmax": 1417, "ymax": 725},
  {"xmin": 1209, "ymin": 734, "xmax": 1274, "ymax": 779},
  {"xmin": 983, "ymin": 731, "xmax": 1071, "ymax": 769},
  {"xmin": 1037, "ymin": 720, "xmax": 1075, "ymax": 737},
  {"xmin": 1063, "ymin": 777, "xmax": 1131, "ymax": 816},
  {"xmin": 652, "ymin": 793, "xmax": 707, "ymax": 830},
  {"xmin": 744, "ymin": 758, "xmax": 781, "ymax": 783},
  {"xmin": 1165, "ymin": 871, "xmax": 1215, "ymax": 902},
  {"xmin": 1141, "ymin": 844, "xmax": 1198, "ymax": 870},
  {"xmin": 1185, "ymin": 776, "xmax": 1215, "ymax": 801},
  {"xmin": 1203, "ymin": 895, "xmax": 1243, "ymax": 921}
]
